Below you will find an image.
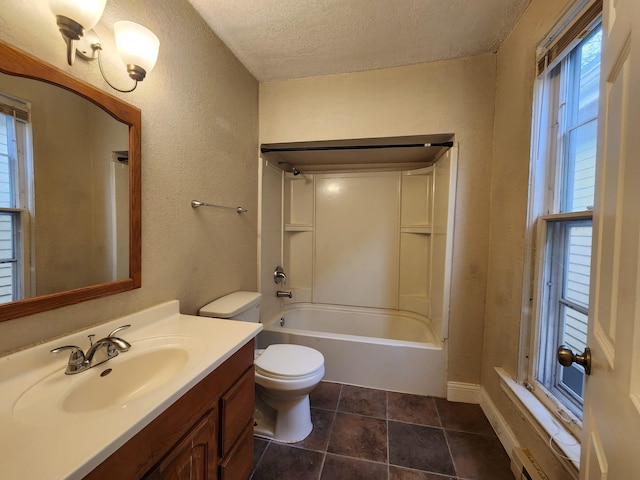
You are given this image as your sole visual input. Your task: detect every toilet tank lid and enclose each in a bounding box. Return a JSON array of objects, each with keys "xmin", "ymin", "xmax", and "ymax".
[{"xmin": 199, "ymin": 291, "xmax": 262, "ymax": 318}]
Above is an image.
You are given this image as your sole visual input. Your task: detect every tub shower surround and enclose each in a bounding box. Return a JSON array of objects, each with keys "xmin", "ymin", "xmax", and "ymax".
[{"xmin": 260, "ymin": 151, "xmax": 456, "ymax": 396}]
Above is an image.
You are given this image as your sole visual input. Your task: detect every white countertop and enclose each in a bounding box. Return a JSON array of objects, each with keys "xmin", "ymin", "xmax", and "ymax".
[{"xmin": 0, "ymin": 300, "xmax": 262, "ymax": 479}]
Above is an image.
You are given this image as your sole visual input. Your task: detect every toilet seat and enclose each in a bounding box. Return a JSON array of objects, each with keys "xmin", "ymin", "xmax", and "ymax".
[{"xmin": 255, "ymin": 344, "xmax": 324, "ymax": 379}]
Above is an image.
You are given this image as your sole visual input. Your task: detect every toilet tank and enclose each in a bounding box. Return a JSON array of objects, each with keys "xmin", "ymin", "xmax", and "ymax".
[{"xmin": 199, "ymin": 291, "xmax": 262, "ymax": 323}]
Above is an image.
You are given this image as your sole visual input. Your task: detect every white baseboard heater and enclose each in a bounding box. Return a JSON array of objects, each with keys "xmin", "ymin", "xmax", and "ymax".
[{"xmin": 511, "ymin": 448, "xmax": 549, "ymax": 480}]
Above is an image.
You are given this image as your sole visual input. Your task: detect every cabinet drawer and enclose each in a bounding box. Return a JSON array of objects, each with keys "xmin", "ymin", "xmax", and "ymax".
[
  {"xmin": 220, "ymin": 367, "xmax": 254, "ymax": 456},
  {"xmin": 219, "ymin": 423, "xmax": 253, "ymax": 480}
]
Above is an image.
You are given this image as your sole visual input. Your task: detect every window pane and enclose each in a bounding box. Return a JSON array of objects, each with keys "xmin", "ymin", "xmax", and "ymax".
[
  {"xmin": 0, "ymin": 115, "xmax": 8, "ymax": 156},
  {"xmin": 562, "ymin": 305, "xmax": 588, "ymax": 355},
  {"xmin": 559, "ymin": 304, "xmax": 586, "ymax": 403},
  {"xmin": 563, "ymin": 222, "xmax": 592, "ymax": 307},
  {"xmin": 0, "ymin": 262, "xmax": 16, "ymax": 304},
  {"xmin": 538, "ymin": 218, "xmax": 591, "ymax": 418},
  {"xmin": 0, "ymin": 114, "xmax": 14, "ymax": 208},
  {"xmin": 564, "ymin": 120, "xmax": 597, "ymax": 212},
  {"xmin": 561, "ymin": 26, "xmax": 601, "ymax": 213},
  {"xmin": 0, "ymin": 212, "xmax": 16, "ymax": 303},
  {"xmin": 575, "ymin": 28, "xmax": 602, "ymax": 125}
]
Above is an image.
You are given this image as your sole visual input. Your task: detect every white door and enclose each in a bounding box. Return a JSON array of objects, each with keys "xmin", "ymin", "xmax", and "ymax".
[{"xmin": 580, "ymin": 0, "xmax": 640, "ymax": 477}]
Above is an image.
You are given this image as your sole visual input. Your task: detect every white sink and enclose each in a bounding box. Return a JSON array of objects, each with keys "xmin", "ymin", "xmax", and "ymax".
[
  {"xmin": 0, "ymin": 300, "xmax": 262, "ymax": 480},
  {"xmin": 13, "ymin": 335, "xmax": 205, "ymax": 424}
]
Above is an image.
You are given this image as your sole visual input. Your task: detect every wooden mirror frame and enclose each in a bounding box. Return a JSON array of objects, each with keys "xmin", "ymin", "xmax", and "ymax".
[{"xmin": 0, "ymin": 41, "xmax": 141, "ymax": 322}]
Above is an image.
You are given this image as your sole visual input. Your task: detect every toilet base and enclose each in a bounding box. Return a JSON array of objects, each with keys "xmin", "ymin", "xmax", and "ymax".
[{"xmin": 253, "ymin": 391, "xmax": 313, "ymax": 443}]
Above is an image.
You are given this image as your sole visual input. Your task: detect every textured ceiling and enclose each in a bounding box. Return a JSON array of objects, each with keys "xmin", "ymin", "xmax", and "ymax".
[{"xmin": 187, "ymin": 0, "xmax": 531, "ymax": 82}]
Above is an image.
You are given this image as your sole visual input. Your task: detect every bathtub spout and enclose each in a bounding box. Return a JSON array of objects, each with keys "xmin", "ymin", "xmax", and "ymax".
[{"xmin": 276, "ymin": 290, "xmax": 293, "ymax": 298}]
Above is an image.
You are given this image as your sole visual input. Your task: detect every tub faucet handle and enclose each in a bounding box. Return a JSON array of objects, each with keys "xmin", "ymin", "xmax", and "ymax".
[{"xmin": 274, "ymin": 266, "xmax": 287, "ymax": 285}]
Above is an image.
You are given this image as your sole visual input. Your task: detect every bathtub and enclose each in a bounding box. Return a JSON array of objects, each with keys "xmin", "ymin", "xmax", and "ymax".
[{"xmin": 257, "ymin": 303, "xmax": 447, "ymax": 396}]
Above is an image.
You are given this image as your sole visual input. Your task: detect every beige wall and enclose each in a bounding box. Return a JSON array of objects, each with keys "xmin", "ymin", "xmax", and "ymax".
[
  {"xmin": 260, "ymin": 55, "xmax": 496, "ymax": 384},
  {"xmin": 483, "ymin": 0, "xmax": 576, "ymax": 478},
  {"xmin": 0, "ymin": 0, "xmax": 258, "ymax": 354}
]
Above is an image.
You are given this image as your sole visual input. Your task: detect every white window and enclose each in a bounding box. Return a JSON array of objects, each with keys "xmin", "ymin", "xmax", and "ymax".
[
  {"xmin": 0, "ymin": 94, "xmax": 33, "ymax": 303},
  {"xmin": 525, "ymin": 2, "xmax": 602, "ymax": 432}
]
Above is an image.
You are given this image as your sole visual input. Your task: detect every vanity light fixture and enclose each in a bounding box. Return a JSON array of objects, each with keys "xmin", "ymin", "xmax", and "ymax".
[
  {"xmin": 50, "ymin": 0, "xmax": 106, "ymax": 65},
  {"xmin": 50, "ymin": 0, "xmax": 160, "ymax": 93}
]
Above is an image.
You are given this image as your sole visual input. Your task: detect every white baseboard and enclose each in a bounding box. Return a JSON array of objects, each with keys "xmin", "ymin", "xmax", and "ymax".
[
  {"xmin": 446, "ymin": 381, "xmax": 481, "ymax": 403},
  {"xmin": 479, "ymin": 386, "xmax": 519, "ymax": 460}
]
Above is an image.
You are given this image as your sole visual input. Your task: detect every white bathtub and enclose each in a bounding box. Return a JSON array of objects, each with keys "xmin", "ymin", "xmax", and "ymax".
[{"xmin": 257, "ymin": 303, "xmax": 447, "ymax": 396}]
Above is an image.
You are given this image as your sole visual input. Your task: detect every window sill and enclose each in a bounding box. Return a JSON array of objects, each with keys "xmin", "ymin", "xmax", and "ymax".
[{"xmin": 496, "ymin": 367, "xmax": 581, "ymax": 472}]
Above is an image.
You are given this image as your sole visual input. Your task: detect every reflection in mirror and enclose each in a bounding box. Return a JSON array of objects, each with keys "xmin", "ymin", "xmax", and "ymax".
[
  {"xmin": 0, "ymin": 74, "xmax": 129, "ymax": 303},
  {"xmin": 0, "ymin": 41, "xmax": 141, "ymax": 322}
]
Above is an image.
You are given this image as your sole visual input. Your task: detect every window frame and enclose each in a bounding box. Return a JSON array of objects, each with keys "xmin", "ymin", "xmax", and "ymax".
[
  {"xmin": 519, "ymin": 5, "xmax": 602, "ymax": 439},
  {"xmin": 530, "ymin": 212, "xmax": 592, "ymax": 429},
  {"xmin": 0, "ymin": 103, "xmax": 34, "ymax": 302}
]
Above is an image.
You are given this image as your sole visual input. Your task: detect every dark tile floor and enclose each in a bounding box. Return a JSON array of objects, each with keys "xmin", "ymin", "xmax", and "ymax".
[{"xmin": 250, "ymin": 382, "xmax": 513, "ymax": 480}]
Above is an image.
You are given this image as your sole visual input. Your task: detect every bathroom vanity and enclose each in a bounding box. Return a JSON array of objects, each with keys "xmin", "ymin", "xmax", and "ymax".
[
  {"xmin": 0, "ymin": 301, "xmax": 262, "ymax": 480},
  {"xmin": 87, "ymin": 340, "xmax": 255, "ymax": 480}
]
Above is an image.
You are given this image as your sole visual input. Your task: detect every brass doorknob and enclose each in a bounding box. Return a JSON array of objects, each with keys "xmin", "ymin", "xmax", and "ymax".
[{"xmin": 557, "ymin": 346, "xmax": 591, "ymax": 375}]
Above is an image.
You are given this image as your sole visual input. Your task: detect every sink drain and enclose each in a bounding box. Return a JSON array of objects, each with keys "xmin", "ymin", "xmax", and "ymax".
[{"xmin": 100, "ymin": 368, "xmax": 113, "ymax": 377}]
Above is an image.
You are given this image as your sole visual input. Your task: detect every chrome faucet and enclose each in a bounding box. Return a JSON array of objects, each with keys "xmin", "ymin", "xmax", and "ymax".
[
  {"xmin": 51, "ymin": 324, "xmax": 131, "ymax": 375},
  {"xmin": 276, "ymin": 290, "xmax": 293, "ymax": 298}
]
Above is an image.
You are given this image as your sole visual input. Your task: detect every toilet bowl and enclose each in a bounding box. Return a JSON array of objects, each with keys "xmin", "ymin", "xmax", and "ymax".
[
  {"xmin": 254, "ymin": 344, "xmax": 324, "ymax": 442},
  {"xmin": 199, "ymin": 291, "xmax": 325, "ymax": 443}
]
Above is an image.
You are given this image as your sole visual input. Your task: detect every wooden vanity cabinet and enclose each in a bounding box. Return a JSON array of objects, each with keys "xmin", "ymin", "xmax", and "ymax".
[
  {"xmin": 84, "ymin": 340, "xmax": 255, "ymax": 480},
  {"xmin": 144, "ymin": 411, "xmax": 217, "ymax": 480}
]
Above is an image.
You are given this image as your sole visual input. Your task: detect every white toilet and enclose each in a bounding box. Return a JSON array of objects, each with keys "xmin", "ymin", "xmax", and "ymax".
[{"xmin": 199, "ymin": 291, "xmax": 325, "ymax": 443}]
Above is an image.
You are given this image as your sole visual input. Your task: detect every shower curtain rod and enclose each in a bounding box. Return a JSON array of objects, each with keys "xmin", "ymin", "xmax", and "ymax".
[{"xmin": 260, "ymin": 141, "xmax": 454, "ymax": 154}]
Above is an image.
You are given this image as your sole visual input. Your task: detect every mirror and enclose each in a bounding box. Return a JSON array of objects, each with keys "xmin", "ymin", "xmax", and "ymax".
[{"xmin": 0, "ymin": 41, "xmax": 141, "ymax": 322}]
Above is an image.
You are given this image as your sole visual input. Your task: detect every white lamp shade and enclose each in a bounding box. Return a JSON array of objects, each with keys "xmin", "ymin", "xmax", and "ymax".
[
  {"xmin": 114, "ymin": 21, "xmax": 160, "ymax": 74},
  {"xmin": 49, "ymin": 0, "xmax": 106, "ymax": 30}
]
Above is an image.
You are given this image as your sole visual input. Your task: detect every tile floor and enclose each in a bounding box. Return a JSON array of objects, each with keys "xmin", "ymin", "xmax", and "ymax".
[{"xmin": 250, "ymin": 382, "xmax": 513, "ymax": 480}]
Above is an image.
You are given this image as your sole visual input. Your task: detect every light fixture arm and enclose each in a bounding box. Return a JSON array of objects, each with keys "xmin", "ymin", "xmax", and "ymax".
[
  {"xmin": 93, "ymin": 43, "xmax": 138, "ymax": 93},
  {"xmin": 54, "ymin": 15, "xmax": 84, "ymax": 65}
]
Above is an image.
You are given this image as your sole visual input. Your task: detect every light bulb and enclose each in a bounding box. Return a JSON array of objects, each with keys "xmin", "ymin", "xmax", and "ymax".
[{"xmin": 114, "ymin": 21, "xmax": 160, "ymax": 80}]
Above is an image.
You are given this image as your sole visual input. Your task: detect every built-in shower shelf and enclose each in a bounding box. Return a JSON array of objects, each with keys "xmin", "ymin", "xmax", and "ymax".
[
  {"xmin": 284, "ymin": 224, "xmax": 313, "ymax": 232},
  {"xmin": 400, "ymin": 225, "xmax": 432, "ymax": 234}
]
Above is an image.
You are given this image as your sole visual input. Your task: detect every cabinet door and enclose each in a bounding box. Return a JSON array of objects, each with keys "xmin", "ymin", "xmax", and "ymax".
[
  {"xmin": 146, "ymin": 410, "xmax": 217, "ymax": 480},
  {"xmin": 220, "ymin": 367, "xmax": 254, "ymax": 457}
]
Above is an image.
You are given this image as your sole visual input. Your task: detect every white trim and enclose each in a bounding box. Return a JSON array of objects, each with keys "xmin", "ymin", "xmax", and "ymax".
[
  {"xmin": 479, "ymin": 386, "xmax": 520, "ymax": 464},
  {"xmin": 441, "ymin": 146, "xmax": 458, "ymax": 341},
  {"xmin": 257, "ymin": 157, "xmax": 264, "ymax": 294},
  {"xmin": 446, "ymin": 381, "xmax": 480, "ymax": 404},
  {"xmin": 496, "ymin": 367, "xmax": 580, "ymax": 476},
  {"xmin": 539, "ymin": 211, "xmax": 593, "ymax": 222}
]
